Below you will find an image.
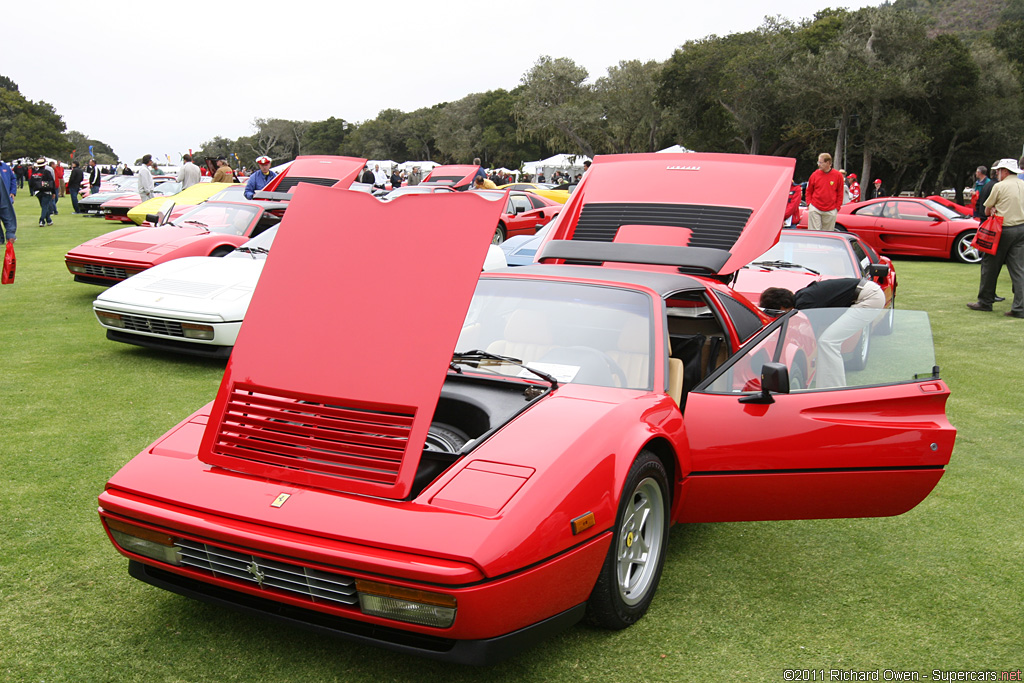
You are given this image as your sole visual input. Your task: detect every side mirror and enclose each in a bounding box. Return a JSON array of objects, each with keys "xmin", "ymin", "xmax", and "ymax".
[
  {"xmin": 739, "ymin": 362, "xmax": 791, "ymax": 404},
  {"xmin": 866, "ymin": 263, "xmax": 889, "ymax": 279},
  {"xmin": 145, "ymin": 214, "xmax": 159, "ymax": 224},
  {"xmin": 927, "ymin": 211, "xmax": 944, "ymax": 221}
]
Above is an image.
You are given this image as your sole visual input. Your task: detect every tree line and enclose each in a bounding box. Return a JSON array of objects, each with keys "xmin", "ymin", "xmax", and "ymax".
[{"xmin": 5, "ymin": 2, "xmax": 1023, "ymax": 198}]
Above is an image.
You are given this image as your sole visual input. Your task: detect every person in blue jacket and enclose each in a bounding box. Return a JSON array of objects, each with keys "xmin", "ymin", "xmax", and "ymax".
[
  {"xmin": 0, "ymin": 156, "xmax": 17, "ymax": 243},
  {"xmin": 245, "ymin": 156, "xmax": 277, "ymax": 199}
]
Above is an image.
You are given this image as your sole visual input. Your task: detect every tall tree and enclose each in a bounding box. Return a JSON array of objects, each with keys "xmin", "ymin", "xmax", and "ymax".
[
  {"xmin": 515, "ymin": 56, "xmax": 601, "ymax": 157},
  {"xmin": 302, "ymin": 117, "xmax": 352, "ymax": 155},
  {"xmin": 595, "ymin": 60, "xmax": 668, "ymax": 153}
]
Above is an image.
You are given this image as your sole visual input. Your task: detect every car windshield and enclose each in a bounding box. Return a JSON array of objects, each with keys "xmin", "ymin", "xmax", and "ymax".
[
  {"xmin": 455, "ymin": 278, "xmax": 655, "ymax": 390},
  {"xmin": 173, "ymin": 203, "xmax": 259, "ymax": 235},
  {"xmin": 155, "ymin": 181, "xmax": 181, "ymax": 196},
  {"xmin": 750, "ymin": 235, "xmax": 857, "ymax": 277},
  {"xmin": 227, "ymin": 225, "xmax": 278, "ymax": 259},
  {"xmin": 209, "ymin": 185, "xmax": 247, "ymax": 201},
  {"xmin": 380, "ymin": 185, "xmax": 454, "ymax": 199},
  {"xmin": 921, "ymin": 199, "xmax": 966, "ymax": 220},
  {"xmin": 112, "ymin": 177, "xmax": 138, "ymax": 191},
  {"xmin": 703, "ymin": 308, "xmax": 937, "ymax": 393}
]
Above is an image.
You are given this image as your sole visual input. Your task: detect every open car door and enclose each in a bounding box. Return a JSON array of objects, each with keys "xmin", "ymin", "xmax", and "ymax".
[{"xmin": 678, "ymin": 307, "xmax": 955, "ymax": 522}]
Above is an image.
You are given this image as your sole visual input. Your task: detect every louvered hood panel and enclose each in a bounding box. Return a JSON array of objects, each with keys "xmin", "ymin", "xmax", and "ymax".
[
  {"xmin": 198, "ymin": 184, "xmax": 505, "ymax": 499},
  {"xmin": 209, "ymin": 383, "xmax": 415, "ymax": 488}
]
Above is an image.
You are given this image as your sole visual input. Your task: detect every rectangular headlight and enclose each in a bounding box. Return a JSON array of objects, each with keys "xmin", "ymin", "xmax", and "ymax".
[
  {"xmin": 68, "ymin": 263, "xmax": 88, "ymax": 274},
  {"xmin": 106, "ymin": 518, "xmax": 182, "ymax": 565},
  {"xmin": 181, "ymin": 323, "xmax": 214, "ymax": 340},
  {"xmin": 95, "ymin": 310, "xmax": 124, "ymax": 328},
  {"xmin": 355, "ymin": 579, "xmax": 456, "ymax": 628}
]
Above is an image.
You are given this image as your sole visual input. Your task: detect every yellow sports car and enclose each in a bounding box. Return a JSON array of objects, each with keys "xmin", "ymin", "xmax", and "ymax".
[
  {"xmin": 497, "ymin": 182, "xmax": 571, "ymax": 204},
  {"xmin": 127, "ymin": 182, "xmax": 235, "ymax": 225}
]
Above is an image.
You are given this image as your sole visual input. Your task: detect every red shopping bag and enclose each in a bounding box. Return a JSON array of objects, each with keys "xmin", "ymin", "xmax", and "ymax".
[
  {"xmin": 971, "ymin": 216, "xmax": 1003, "ymax": 255},
  {"xmin": 1, "ymin": 241, "xmax": 14, "ymax": 284}
]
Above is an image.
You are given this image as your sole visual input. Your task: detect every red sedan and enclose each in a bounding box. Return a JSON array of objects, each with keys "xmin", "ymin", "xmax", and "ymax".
[
  {"xmin": 97, "ymin": 154, "xmax": 954, "ymax": 664},
  {"xmin": 800, "ymin": 196, "xmax": 982, "ymax": 263}
]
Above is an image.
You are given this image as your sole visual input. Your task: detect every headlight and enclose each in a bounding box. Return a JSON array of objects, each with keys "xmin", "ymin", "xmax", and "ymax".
[
  {"xmin": 95, "ymin": 310, "xmax": 124, "ymax": 328},
  {"xmin": 105, "ymin": 518, "xmax": 182, "ymax": 565},
  {"xmin": 181, "ymin": 323, "xmax": 214, "ymax": 340},
  {"xmin": 355, "ymin": 579, "xmax": 456, "ymax": 628},
  {"xmin": 68, "ymin": 263, "xmax": 88, "ymax": 274}
]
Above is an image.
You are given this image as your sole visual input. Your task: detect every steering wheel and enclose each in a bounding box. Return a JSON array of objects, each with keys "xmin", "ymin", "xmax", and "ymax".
[{"xmin": 540, "ymin": 346, "xmax": 629, "ymax": 388}]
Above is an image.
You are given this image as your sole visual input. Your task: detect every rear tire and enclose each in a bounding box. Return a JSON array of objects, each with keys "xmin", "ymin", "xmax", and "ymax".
[
  {"xmin": 952, "ymin": 230, "xmax": 981, "ymax": 264},
  {"xmin": 586, "ymin": 450, "xmax": 669, "ymax": 630},
  {"xmin": 492, "ymin": 224, "xmax": 506, "ymax": 245},
  {"xmin": 845, "ymin": 328, "xmax": 871, "ymax": 371}
]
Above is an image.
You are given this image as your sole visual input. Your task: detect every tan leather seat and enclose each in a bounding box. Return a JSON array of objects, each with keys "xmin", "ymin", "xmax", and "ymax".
[
  {"xmin": 608, "ymin": 316, "xmax": 651, "ymax": 388},
  {"xmin": 486, "ymin": 310, "xmax": 554, "ymax": 362},
  {"xmin": 668, "ymin": 358, "xmax": 684, "ymax": 405}
]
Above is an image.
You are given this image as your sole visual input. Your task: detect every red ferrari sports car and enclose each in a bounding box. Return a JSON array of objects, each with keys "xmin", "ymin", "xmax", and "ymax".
[
  {"xmin": 472, "ymin": 189, "xmax": 562, "ymax": 244},
  {"xmin": 65, "ymin": 201, "xmax": 287, "ymax": 285},
  {"xmin": 98, "ymin": 154, "xmax": 955, "ymax": 664},
  {"xmin": 799, "ymin": 196, "xmax": 982, "ymax": 263},
  {"xmin": 732, "ymin": 229, "xmax": 897, "ymax": 371}
]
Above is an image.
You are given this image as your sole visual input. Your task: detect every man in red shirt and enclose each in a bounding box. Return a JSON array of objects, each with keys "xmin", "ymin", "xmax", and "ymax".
[{"xmin": 805, "ymin": 153, "xmax": 844, "ymax": 231}]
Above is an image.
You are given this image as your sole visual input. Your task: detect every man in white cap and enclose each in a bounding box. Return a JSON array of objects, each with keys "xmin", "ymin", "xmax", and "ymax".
[
  {"xmin": 244, "ymin": 156, "xmax": 276, "ymax": 199},
  {"xmin": 967, "ymin": 158, "xmax": 1024, "ymax": 317}
]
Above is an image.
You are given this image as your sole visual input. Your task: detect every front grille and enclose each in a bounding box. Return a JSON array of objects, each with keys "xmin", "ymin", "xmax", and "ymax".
[
  {"xmin": 175, "ymin": 538, "xmax": 358, "ymax": 606},
  {"xmin": 80, "ymin": 263, "xmax": 130, "ymax": 280},
  {"xmin": 209, "ymin": 384, "xmax": 416, "ymax": 486},
  {"xmin": 119, "ymin": 314, "xmax": 185, "ymax": 337},
  {"xmin": 573, "ymin": 202, "xmax": 753, "ymax": 249},
  {"xmin": 275, "ymin": 176, "xmax": 339, "ymax": 192}
]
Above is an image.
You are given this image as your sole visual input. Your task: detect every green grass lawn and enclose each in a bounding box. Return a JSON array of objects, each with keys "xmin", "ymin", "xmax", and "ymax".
[{"xmin": 1, "ymin": 192, "xmax": 1021, "ymax": 683}]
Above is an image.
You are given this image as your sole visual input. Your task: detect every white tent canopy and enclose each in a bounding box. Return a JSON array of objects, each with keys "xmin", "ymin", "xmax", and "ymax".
[
  {"xmin": 522, "ymin": 153, "xmax": 591, "ymax": 179},
  {"xmin": 656, "ymin": 145, "xmax": 694, "ymax": 154},
  {"xmin": 394, "ymin": 160, "xmax": 441, "ymax": 173}
]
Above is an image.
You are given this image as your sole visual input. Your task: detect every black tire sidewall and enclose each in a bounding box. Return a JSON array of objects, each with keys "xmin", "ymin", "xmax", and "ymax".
[{"xmin": 585, "ymin": 450, "xmax": 670, "ymax": 630}]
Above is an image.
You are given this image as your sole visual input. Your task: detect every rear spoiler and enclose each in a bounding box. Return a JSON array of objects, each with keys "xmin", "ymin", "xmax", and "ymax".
[
  {"xmin": 537, "ymin": 239, "xmax": 732, "ymax": 277},
  {"xmin": 254, "ymin": 190, "xmax": 293, "ymax": 201}
]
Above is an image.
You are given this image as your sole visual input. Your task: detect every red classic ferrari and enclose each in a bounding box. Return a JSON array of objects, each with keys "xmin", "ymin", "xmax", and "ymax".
[
  {"xmin": 799, "ymin": 196, "xmax": 982, "ymax": 263},
  {"xmin": 65, "ymin": 156, "xmax": 369, "ymax": 285},
  {"xmin": 98, "ymin": 154, "xmax": 955, "ymax": 664}
]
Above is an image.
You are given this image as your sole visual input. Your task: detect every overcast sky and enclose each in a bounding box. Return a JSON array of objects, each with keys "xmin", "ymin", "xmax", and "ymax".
[{"xmin": 4, "ymin": 0, "xmax": 879, "ymax": 164}]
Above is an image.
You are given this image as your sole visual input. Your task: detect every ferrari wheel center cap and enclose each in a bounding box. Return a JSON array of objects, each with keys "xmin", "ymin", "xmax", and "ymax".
[{"xmin": 626, "ymin": 532, "xmax": 634, "ymax": 548}]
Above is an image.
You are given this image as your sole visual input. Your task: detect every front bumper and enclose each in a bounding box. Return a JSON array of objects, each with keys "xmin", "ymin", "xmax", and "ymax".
[
  {"xmin": 98, "ymin": 491, "xmax": 610, "ymax": 664},
  {"xmin": 128, "ymin": 560, "xmax": 586, "ymax": 665}
]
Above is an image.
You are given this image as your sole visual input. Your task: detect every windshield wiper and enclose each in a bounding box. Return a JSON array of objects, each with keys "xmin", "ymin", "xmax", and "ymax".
[
  {"xmin": 234, "ymin": 245, "xmax": 269, "ymax": 259},
  {"xmin": 451, "ymin": 349, "xmax": 559, "ymax": 389},
  {"xmin": 750, "ymin": 260, "xmax": 820, "ymax": 275},
  {"xmin": 183, "ymin": 220, "xmax": 209, "ymax": 230}
]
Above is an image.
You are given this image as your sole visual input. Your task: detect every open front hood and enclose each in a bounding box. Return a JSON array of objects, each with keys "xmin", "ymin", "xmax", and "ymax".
[
  {"xmin": 198, "ymin": 186, "xmax": 505, "ymax": 500},
  {"xmin": 422, "ymin": 164, "xmax": 479, "ymax": 189},
  {"xmin": 539, "ymin": 153, "xmax": 795, "ymax": 276},
  {"xmin": 262, "ymin": 155, "xmax": 366, "ymax": 193}
]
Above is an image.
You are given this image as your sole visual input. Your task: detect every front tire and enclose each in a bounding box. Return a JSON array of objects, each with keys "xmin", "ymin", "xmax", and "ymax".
[
  {"xmin": 586, "ymin": 450, "xmax": 669, "ymax": 629},
  {"xmin": 952, "ymin": 230, "xmax": 982, "ymax": 264}
]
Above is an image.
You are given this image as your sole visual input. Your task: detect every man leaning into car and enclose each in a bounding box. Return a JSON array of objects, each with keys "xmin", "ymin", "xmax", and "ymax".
[
  {"xmin": 760, "ymin": 278, "xmax": 885, "ymax": 388},
  {"xmin": 805, "ymin": 153, "xmax": 844, "ymax": 231}
]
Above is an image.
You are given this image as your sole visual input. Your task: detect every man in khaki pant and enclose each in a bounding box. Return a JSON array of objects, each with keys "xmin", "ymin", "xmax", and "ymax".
[{"xmin": 967, "ymin": 158, "xmax": 1024, "ymax": 318}]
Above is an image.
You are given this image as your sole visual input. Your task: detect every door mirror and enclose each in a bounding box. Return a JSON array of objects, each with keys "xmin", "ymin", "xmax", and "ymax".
[
  {"xmin": 866, "ymin": 263, "xmax": 889, "ymax": 279},
  {"xmin": 927, "ymin": 211, "xmax": 944, "ymax": 221},
  {"xmin": 739, "ymin": 362, "xmax": 790, "ymax": 404}
]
